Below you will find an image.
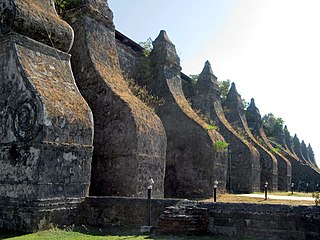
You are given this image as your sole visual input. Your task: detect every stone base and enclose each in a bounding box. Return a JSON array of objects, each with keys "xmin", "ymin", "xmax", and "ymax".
[
  {"xmin": 140, "ymin": 225, "xmax": 154, "ymax": 233},
  {"xmin": 0, "ymin": 198, "xmax": 83, "ymax": 233}
]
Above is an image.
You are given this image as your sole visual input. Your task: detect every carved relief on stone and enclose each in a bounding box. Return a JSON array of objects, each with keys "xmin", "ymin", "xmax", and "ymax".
[{"xmin": 13, "ymin": 100, "xmax": 40, "ymax": 141}]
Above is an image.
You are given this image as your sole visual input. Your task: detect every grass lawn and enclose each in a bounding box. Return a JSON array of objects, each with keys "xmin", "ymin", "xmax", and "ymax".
[
  {"xmin": 0, "ymin": 227, "xmax": 242, "ymax": 240},
  {"xmin": 204, "ymin": 192, "xmax": 315, "ymax": 205},
  {"xmin": 252, "ymin": 191, "xmax": 315, "ymax": 197}
]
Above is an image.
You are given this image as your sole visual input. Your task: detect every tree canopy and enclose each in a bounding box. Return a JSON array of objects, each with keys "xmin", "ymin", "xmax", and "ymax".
[{"xmin": 262, "ymin": 113, "xmax": 284, "ymax": 141}]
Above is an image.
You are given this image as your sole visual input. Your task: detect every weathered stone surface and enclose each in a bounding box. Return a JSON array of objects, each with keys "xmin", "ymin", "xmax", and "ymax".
[
  {"xmin": 301, "ymin": 140, "xmax": 317, "ymax": 170},
  {"xmin": 191, "ymin": 61, "xmax": 260, "ymax": 193},
  {"xmin": 181, "ymin": 73, "xmax": 195, "ymax": 100},
  {"xmin": 147, "ymin": 30, "xmax": 227, "ymax": 198},
  {"xmin": 301, "ymin": 140, "xmax": 310, "ymax": 162},
  {"xmin": 0, "ymin": 0, "xmax": 93, "ymax": 232},
  {"xmin": 284, "ymin": 125, "xmax": 295, "ymax": 154},
  {"xmin": 278, "ymin": 127, "xmax": 320, "ymax": 189},
  {"xmin": 308, "ymin": 144, "xmax": 318, "ymax": 168},
  {"xmin": 0, "ymin": 198, "xmax": 82, "ymax": 232},
  {"xmin": 246, "ymin": 98, "xmax": 291, "ymax": 191},
  {"xmin": 0, "ymin": 0, "xmax": 74, "ymax": 52},
  {"xmin": 66, "ymin": 0, "xmax": 167, "ymax": 198},
  {"xmin": 81, "ymin": 196, "xmax": 184, "ymax": 228},
  {"xmin": 115, "ymin": 30, "xmax": 144, "ymax": 78},
  {"xmin": 157, "ymin": 201, "xmax": 320, "ymax": 240},
  {"xmin": 293, "ymin": 134, "xmax": 306, "ymax": 162},
  {"xmin": 157, "ymin": 204, "xmax": 209, "ymax": 235},
  {"xmin": 224, "ymin": 83, "xmax": 278, "ymax": 191}
]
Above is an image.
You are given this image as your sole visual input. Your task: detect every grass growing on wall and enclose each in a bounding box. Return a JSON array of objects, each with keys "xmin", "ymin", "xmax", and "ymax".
[
  {"xmin": 214, "ymin": 141, "xmax": 229, "ymax": 152},
  {"xmin": 53, "ymin": 0, "xmax": 80, "ymax": 15}
]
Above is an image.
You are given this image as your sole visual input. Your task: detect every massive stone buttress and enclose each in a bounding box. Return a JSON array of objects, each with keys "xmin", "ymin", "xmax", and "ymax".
[
  {"xmin": 284, "ymin": 126, "xmax": 296, "ymax": 155},
  {"xmin": 246, "ymin": 99, "xmax": 291, "ymax": 191},
  {"xmin": 0, "ymin": 0, "xmax": 93, "ymax": 232},
  {"xmin": 191, "ymin": 61, "xmax": 260, "ymax": 193},
  {"xmin": 293, "ymin": 134, "xmax": 308, "ymax": 165},
  {"xmin": 307, "ymin": 144, "xmax": 318, "ymax": 169},
  {"xmin": 64, "ymin": 0, "xmax": 167, "ymax": 198},
  {"xmin": 147, "ymin": 30, "xmax": 227, "ymax": 198},
  {"xmin": 292, "ymin": 134, "xmax": 319, "ymax": 173},
  {"xmin": 301, "ymin": 140, "xmax": 318, "ymax": 170},
  {"xmin": 277, "ymin": 127, "xmax": 320, "ymax": 190},
  {"xmin": 224, "ymin": 83, "xmax": 278, "ymax": 191}
]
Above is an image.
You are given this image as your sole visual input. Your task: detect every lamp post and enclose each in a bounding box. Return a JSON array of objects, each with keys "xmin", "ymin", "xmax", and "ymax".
[
  {"xmin": 140, "ymin": 178, "xmax": 154, "ymax": 233},
  {"xmin": 264, "ymin": 182, "xmax": 268, "ymax": 200},
  {"xmin": 291, "ymin": 183, "xmax": 294, "ymax": 195},
  {"xmin": 306, "ymin": 182, "xmax": 309, "ymax": 193},
  {"xmin": 213, "ymin": 180, "xmax": 218, "ymax": 203},
  {"xmin": 147, "ymin": 178, "xmax": 154, "ymax": 226}
]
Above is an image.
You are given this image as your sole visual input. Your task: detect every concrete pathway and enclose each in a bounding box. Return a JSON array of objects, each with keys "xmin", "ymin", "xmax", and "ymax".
[{"xmin": 241, "ymin": 194, "xmax": 314, "ymax": 201}]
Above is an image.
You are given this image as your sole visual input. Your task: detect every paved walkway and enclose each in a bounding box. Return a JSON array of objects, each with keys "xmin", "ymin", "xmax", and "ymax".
[{"xmin": 241, "ymin": 194, "xmax": 314, "ymax": 201}]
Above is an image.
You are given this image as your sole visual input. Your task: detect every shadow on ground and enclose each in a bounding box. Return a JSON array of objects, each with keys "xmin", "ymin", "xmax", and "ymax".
[{"xmin": 0, "ymin": 229, "xmax": 25, "ymax": 239}]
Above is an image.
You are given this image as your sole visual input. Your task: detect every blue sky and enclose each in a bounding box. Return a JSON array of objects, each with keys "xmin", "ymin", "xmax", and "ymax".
[{"xmin": 109, "ymin": 0, "xmax": 320, "ymax": 166}]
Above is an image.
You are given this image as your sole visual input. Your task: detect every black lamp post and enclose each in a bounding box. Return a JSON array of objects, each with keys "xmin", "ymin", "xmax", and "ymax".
[
  {"xmin": 264, "ymin": 182, "xmax": 268, "ymax": 200},
  {"xmin": 147, "ymin": 178, "xmax": 154, "ymax": 226},
  {"xmin": 291, "ymin": 183, "xmax": 294, "ymax": 195},
  {"xmin": 213, "ymin": 180, "xmax": 218, "ymax": 203}
]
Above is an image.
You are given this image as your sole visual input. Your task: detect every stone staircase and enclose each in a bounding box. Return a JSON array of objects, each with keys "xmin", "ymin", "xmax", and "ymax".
[{"xmin": 156, "ymin": 203, "xmax": 208, "ymax": 235}]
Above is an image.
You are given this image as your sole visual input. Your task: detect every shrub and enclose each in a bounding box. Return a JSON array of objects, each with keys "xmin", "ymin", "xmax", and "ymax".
[
  {"xmin": 214, "ymin": 141, "xmax": 229, "ymax": 153},
  {"xmin": 54, "ymin": 0, "xmax": 80, "ymax": 15},
  {"xmin": 125, "ymin": 78, "xmax": 164, "ymax": 112}
]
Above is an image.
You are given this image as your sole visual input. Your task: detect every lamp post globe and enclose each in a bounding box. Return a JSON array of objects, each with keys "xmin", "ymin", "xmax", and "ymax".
[
  {"xmin": 264, "ymin": 182, "xmax": 268, "ymax": 200},
  {"xmin": 213, "ymin": 180, "xmax": 218, "ymax": 203}
]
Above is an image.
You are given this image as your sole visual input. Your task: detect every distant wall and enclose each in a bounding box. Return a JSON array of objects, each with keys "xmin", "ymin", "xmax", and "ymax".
[
  {"xmin": 157, "ymin": 202, "xmax": 320, "ymax": 240},
  {"xmin": 116, "ymin": 31, "xmax": 143, "ymax": 78}
]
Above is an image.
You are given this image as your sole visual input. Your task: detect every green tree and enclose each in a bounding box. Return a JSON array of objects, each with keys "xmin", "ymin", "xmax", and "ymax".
[
  {"xmin": 139, "ymin": 38, "xmax": 153, "ymax": 57},
  {"xmin": 262, "ymin": 113, "xmax": 284, "ymax": 141},
  {"xmin": 189, "ymin": 74, "xmax": 199, "ymax": 86},
  {"xmin": 134, "ymin": 38, "xmax": 155, "ymax": 86},
  {"xmin": 218, "ymin": 79, "xmax": 231, "ymax": 104}
]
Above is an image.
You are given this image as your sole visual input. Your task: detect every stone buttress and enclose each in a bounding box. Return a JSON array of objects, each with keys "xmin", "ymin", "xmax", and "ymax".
[
  {"xmin": 192, "ymin": 61, "xmax": 260, "ymax": 193},
  {"xmin": 64, "ymin": 0, "xmax": 167, "ymax": 197},
  {"xmin": 246, "ymin": 98, "xmax": 291, "ymax": 191},
  {"xmin": 0, "ymin": 0, "xmax": 93, "ymax": 232},
  {"xmin": 291, "ymin": 134, "xmax": 320, "ymax": 189},
  {"xmin": 293, "ymin": 134, "xmax": 309, "ymax": 165},
  {"xmin": 301, "ymin": 140, "xmax": 319, "ymax": 170},
  {"xmin": 224, "ymin": 83, "xmax": 278, "ymax": 191},
  {"xmin": 307, "ymin": 144, "xmax": 318, "ymax": 169},
  {"xmin": 277, "ymin": 126, "xmax": 320, "ymax": 190},
  {"xmin": 293, "ymin": 134, "xmax": 319, "ymax": 173},
  {"xmin": 148, "ymin": 31, "xmax": 227, "ymax": 198}
]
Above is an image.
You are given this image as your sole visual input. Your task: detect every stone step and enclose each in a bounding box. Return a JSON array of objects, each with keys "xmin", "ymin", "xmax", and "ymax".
[{"xmin": 156, "ymin": 205, "xmax": 208, "ymax": 235}]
